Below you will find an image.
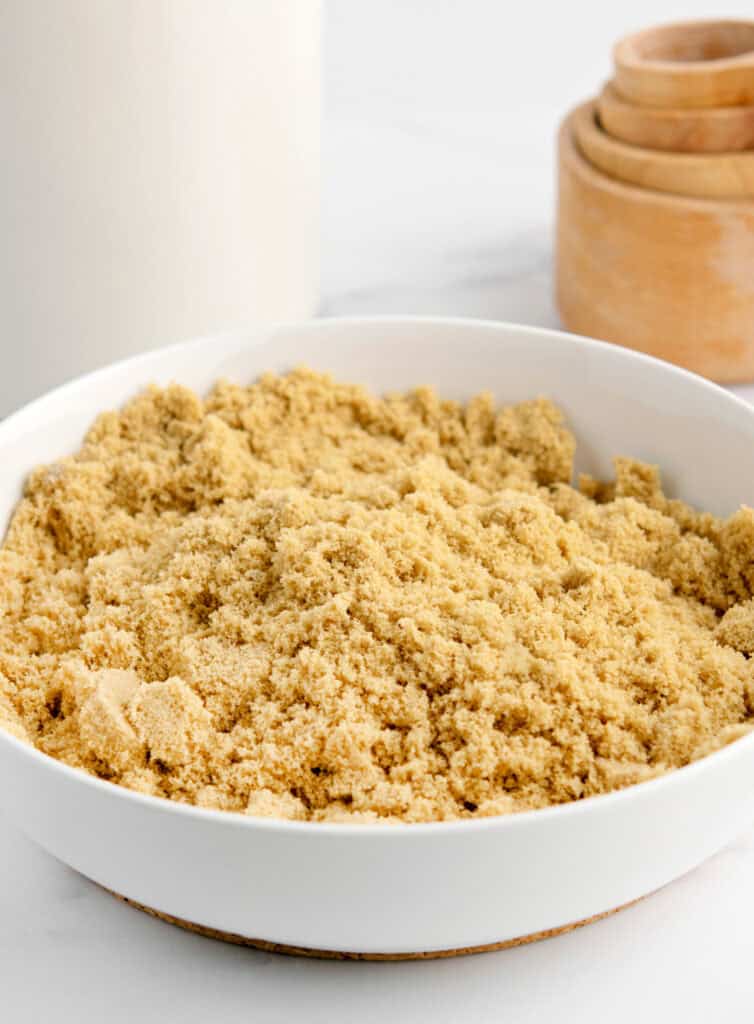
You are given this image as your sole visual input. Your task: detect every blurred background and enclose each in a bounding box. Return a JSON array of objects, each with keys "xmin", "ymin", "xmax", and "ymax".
[
  {"xmin": 4, "ymin": 0, "xmax": 754, "ymax": 414},
  {"xmin": 323, "ymin": 0, "xmax": 754, "ymax": 320}
]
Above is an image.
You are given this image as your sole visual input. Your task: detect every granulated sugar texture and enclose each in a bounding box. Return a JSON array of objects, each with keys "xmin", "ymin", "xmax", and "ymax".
[{"xmin": 2, "ymin": 368, "xmax": 754, "ymax": 823}]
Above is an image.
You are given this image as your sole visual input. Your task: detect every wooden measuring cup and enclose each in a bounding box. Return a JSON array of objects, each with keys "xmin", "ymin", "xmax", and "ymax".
[
  {"xmin": 556, "ymin": 105, "xmax": 754, "ymax": 382},
  {"xmin": 597, "ymin": 81, "xmax": 754, "ymax": 153},
  {"xmin": 574, "ymin": 101, "xmax": 754, "ymax": 199},
  {"xmin": 614, "ymin": 20, "xmax": 754, "ymax": 108}
]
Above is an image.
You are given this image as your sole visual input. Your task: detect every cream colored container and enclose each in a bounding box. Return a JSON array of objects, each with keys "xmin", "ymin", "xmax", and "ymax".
[{"xmin": 0, "ymin": 1, "xmax": 320, "ymax": 416}]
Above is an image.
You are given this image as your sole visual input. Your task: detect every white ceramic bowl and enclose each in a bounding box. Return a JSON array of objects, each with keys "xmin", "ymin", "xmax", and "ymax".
[{"xmin": 2, "ymin": 317, "xmax": 754, "ymax": 957}]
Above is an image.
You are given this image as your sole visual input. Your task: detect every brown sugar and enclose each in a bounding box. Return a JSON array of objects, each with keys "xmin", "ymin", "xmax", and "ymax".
[{"xmin": 1, "ymin": 367, "xmax": 753, "ymax": 823}]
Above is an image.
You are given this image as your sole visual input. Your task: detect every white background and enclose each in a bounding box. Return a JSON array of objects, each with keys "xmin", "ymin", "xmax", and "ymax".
[{"xmin": 4, "ymin": 2, "xmax": 754, "ymax": 1020}]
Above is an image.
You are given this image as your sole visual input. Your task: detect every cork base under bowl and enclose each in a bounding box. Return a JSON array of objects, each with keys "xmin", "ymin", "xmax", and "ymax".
[{"xmin": 109, "ymin": 889, "xmax": 636, "ymax": 960}]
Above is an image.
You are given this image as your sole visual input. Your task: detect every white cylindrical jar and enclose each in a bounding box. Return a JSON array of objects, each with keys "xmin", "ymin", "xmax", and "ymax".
[{"xmin": 0, "ymin": 1, "xmax": 320, "ymax": 415}]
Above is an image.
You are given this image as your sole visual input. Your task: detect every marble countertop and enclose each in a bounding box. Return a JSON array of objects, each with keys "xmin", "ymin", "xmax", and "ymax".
[{"xmin": 4, "ymin": 2, "xmax": 754, "ymax": 1020}]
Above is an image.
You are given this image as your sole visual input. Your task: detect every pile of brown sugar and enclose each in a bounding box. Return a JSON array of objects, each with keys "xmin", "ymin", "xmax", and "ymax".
[{"xmin": 2, "ymin": 367, "xmax": 754, "ymax": 823}]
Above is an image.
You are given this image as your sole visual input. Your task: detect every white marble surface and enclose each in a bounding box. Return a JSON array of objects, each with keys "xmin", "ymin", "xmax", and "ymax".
[{"xmin": 5, "ymin": 2, "xmax": 754, "ymax": 1020}]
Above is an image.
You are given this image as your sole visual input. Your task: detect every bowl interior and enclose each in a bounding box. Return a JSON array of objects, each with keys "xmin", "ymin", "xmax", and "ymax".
[{"xmin": 2, "ymin": 319, "xmax": 754, "ymax": 538}]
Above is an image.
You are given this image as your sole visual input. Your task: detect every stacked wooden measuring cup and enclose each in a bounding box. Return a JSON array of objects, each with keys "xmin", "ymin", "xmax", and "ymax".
[{"xmin": 556, "ymin": 20, "xmax": 754, "ymax": 382}]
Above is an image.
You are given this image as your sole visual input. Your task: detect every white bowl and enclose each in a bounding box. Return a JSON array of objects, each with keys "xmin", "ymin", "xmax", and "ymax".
[{"xmin": 2, "ymin": 317, "xmax": 754, "ymax": 957}]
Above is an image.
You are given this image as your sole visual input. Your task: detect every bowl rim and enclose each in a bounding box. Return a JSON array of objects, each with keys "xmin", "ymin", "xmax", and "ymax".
[
  {"xmin": 2, "ymin": 718, "xmax": 754, "ymax": 836},
  {"xmin": 3, "ymin": 313, "xmax": 754, "ymax": 837}
]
